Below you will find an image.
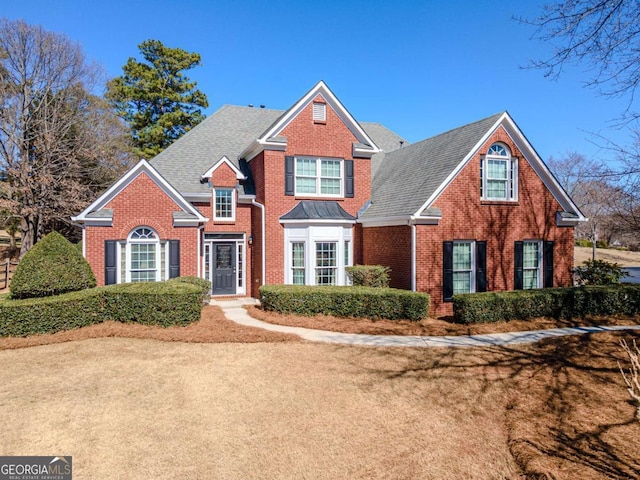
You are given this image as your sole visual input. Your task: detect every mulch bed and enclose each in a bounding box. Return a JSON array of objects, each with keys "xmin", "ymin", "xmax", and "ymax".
[
  {"xmin": 246, "ymin": 305, "xmax": 640, "ymax": 336},
  {"xmin": 0, "ymin": 305, "xmax": 299, "ymax": 350}
]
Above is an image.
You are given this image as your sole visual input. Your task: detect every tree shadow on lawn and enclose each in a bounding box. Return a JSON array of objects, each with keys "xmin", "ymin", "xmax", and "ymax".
[{"xmin": 352, "ymin": 330, "xmax": 640, "ymax": 479}]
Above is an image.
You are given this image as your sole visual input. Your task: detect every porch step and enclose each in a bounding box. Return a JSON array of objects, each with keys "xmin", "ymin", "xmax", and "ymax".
[{"xmin": 210, "ymin": 297, "xmax": 260, "ymax": 308}]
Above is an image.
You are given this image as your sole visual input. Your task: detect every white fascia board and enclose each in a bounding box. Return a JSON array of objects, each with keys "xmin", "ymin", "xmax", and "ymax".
[
  {"xmin": 257, "ymin": 81, "xmax": 380, "ymax": 157},
  {"xmin": 174, "ymin": 219, "xmax": 207, "ymax": 227},
  {"xmin": 413, "ymin": 114, "xmax": 507, "ymax": 217},
  {"xmin": 556, "ymin": 212, "xmax": 588, "ymax": 227},
  {"xmin": 501, "ymin": 115, "xmax": 587, "ymax": 221},
  {"xmin": 410, "ymin": 215, "xmax": 441, "ymax": 225},
  {"xmin": 238, "ymin": 194, "xmax": 256, "ymax": 204},
  {"xmin": 183, "ymin": 193, "xmax": 211, "ymax": 202},
  {"xmin": 279, "ymin": 218, "xmax": 356, "ymax": 226},
  {"xmin": 74, "ymin": 159, "xmax": 207, "ymax": 224},
  {"xmin": 240, "ymin": 138, "xmax": 287, "ymax": 162},
  {"xmin": 201, "ymin": 155, "xmax": 246, "ymax": 181},
  {"xmin": 359, "ymin": 215, "xmax": 413, "ymax": 227},
  {"xmin": 353, "ymin": 144, "xmax": 376, "ymax": 159},
  {"xmin": 76, "ymin": 218, "xmax": 113, "ymax": 226}
]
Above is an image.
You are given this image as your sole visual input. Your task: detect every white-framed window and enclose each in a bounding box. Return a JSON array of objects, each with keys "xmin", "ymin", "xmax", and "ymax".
[
  {"xmin": 126, "ymin": 227, "xmax": 164, "ymax": 282},
  {"xmin": 284, "ymin": 225, "xmax": 352, "ymax": 286},
  {"xmin": 291, "ymin": 242, "xmax": 306, "ymax": 285},
  {"xmin": 523, "ymin": 240, "xmax": 542, "ymax": 289},
  {"xmin": 295, "ymin": 157, "xmax": 343, "ymax": 197},
  {"xmin": 453, "ymin": 241, "xmax": 475, "ymax": 295},
  {"xmin": 313, "ymin": 102, "xmax": 326, "ymax": 122},
  {"xmin": 315, "ymin": 242, "xmax": 337, "ymax": 285},
  {"xmin": 481, "ymin": 143, "xmax": 517, "ymax": 201},
  {"xmin": 214, "ymin": 187, "xmax": 235, "ymax": 221}
]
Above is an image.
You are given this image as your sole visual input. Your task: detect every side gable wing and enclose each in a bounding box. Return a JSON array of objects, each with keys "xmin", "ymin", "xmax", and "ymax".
[{"xmin": 72, "ymin": 159, "xmax": 208, "ymax": 226}]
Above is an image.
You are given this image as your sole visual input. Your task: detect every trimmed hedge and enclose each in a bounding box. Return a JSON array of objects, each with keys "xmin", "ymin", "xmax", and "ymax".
[
  {"xmin": 11, "ymin": 231, "xmax": 96, "ymax": 299},
  {"xmin": 345, "ymin": 265, "xmax": 390, "ymax": 287},
  {"xmin": 169, "ymin": 276, "xmax": 211, "ymax": 304},
  {"xmin": 0, "ymin": 281, "xmax": 204, "ymax": 337},
  {"xmin": 260, "ymin": 285, "xmax": 430, "ymax": 320},
  {"xmin": 452, "ymin": 284, "xmax": 640, "ymax": 324}
]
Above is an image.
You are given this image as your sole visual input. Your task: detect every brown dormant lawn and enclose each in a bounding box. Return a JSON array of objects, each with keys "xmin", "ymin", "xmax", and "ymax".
[{"xmin": 1, "ymin": 323, "xmax": 639, "ymax": 479}]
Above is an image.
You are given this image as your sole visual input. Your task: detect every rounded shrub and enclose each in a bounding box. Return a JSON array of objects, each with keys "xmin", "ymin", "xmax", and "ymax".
[{"xmin": 11, "ymin": 231, "xmax": 96, "ymax": 299}]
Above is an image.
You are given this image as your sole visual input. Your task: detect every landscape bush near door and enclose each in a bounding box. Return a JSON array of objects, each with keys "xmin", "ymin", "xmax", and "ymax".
[
  {"xmin": 453, "ymin": 284, "xmax": 640, "ymax": 323},
  {"xmin": 260, "ymin": 285, "xmax": 430, "ymax": 320}
]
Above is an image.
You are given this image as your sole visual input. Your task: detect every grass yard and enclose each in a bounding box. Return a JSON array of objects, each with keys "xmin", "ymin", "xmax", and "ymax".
[{"xmin": 1, "ymin": 328, "xmax": 639, "ymax": 479}]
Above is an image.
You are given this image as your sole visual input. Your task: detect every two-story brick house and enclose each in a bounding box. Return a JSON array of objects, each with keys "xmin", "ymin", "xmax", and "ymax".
[{"xmin": 73, "ymin": 81, "xmax": 585, "ymax": 315}]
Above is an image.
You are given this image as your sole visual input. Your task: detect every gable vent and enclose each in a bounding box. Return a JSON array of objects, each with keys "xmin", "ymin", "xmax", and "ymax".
[{"xmin": 313, "ymin": 102, "xmax": 326, "ymax": 122}]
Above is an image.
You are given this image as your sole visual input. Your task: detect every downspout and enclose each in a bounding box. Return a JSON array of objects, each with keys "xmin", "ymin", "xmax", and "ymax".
[
  {"xmin": 81, "ymin": 225, "xmax": 86, "ymax": 258},
  {"xmin": 252, "ymin": 199, "xmax": 266, "ymax": 286},
  {"xmin": 411, "ymin": 223, "xmax": 417, "ymax": 291},
  {"xmin": 197, "ymin": 225, "xmax": 204, "ymax": 278}
]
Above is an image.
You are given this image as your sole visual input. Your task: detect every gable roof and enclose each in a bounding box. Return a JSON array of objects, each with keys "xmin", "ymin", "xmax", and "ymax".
[
  {"xmin": 363, "ymin": 113, "xmax": 503, "ymax": 220},
  {"xmin": 149, "ymin": 103, "xmax": 404, "ymax": 199},
  {"xmin": 72, "ymin": 159, "xmax": 208, "ymax": 226},
  {"xmin": 240, "ymin": 81, "xmax": 381, "ymax": 161},
  {"xmin": 361, "ymin": 112, "xmax": 586, "ymax": 224}
]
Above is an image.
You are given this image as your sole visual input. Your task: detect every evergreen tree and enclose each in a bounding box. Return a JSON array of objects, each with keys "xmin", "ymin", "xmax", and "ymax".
[{"xmin": 106, "ymin": 40, "xmax": 209, "ymax": 159}]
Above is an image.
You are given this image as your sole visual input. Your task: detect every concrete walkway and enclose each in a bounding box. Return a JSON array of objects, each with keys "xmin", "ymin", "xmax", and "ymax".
[{"xmin": 212, "ymin": 299, "xmax": 640, "ymax": 348}]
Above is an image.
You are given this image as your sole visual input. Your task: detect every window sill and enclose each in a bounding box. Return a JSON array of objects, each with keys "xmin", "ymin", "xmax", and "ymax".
[
  {"xmin": 313, "ymin": 120, "xmax": 327, "ymax": 125},
  {"xmin": 213, "ymin": 218, "xmax": 236, "ymax": 223},
  {"xmin": 480, "ymin": 200, "xmax": 519, "ymax": 206},
  {"xmin": 294, "ymin": 196, "xmax": 344, "ymax": 201}
]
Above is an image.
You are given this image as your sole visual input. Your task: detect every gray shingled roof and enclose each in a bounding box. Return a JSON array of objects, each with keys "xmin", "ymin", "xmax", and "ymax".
[
  {"xmin": 150, "ymin": 105, "xmax": 405, "ymax": 197},
  {"xmin": 280, "ymin": 201, "xmax": 356, "ymax": 221},
  {"xmin": 362, "ymin": 112, "xmax": 504, "ymax": 219}
]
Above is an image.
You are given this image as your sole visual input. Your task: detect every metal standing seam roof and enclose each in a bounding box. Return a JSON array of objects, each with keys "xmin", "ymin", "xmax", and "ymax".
[
  {"xmin": 149, "ymin": 105, "xmax": 406, "ymax": 197},
  {"xmin": 361, "ymin": 112, "xmax": 505, "ymax": 219},
  {"xmin": 280, "ymin": 201, "xmax": 357, "ymax": 221}
]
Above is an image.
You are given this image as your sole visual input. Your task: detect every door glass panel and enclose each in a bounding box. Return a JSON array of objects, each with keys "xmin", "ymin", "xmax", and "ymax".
[{"xmin": 216, "ymin": 245, "xmax": 232, "ymax": 269}]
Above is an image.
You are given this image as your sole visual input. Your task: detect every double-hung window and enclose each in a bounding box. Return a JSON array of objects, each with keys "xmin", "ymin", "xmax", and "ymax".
[
  {"xmin": 315, "ymin": 242, "xmax": 337, "ymax": 285},
  {"xmin": 291, "ymin": 242, "xmax": 306, "ymax": 285},
  {"xmin": 481, "ymin": 143, "xmax": 517, "ymax": 201},
  {"xmin": 214, "ymin": 188, "xmax": 235, "ymax": 220},
  {"xmin": 295, "ymin": 157, "xmax": 342, "ymax": 197},
  {"xmin": 452, "ymin": 241, "xmax": 474, "ymax": 295},
  {"xmin": 128, "ymin": 227, "xmax": 160, "ymax": 282},
  {"xmin": 522, "ymin": 241, "xmax": 542, "ymax": 289}
]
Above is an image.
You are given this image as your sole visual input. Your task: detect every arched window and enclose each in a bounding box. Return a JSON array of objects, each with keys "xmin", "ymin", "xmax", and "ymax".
[
  {"xmin": 481, "ymin": 143, "xmax": 517, "ymax": 201},
  {"xmin": 127, "ymin": 227, "xmax": 160, "ymax": 282}
]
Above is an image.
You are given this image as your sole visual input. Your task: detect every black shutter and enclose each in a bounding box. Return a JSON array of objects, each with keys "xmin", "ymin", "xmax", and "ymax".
[
  {"xmin": 285, "ymin": 156, "xmax": 295, "ymax": 196},
  {"xmin": 514, "ymin": 241, "xmax": 523, "ymax": 290},
  {"xmin": 344, "ymin": 160, "xmax": 354, "ymax": 198},
  {"xmin": 105, "ymin": 240, "xmax": 117, "ymax": 285},
  {"xmin": 443, "ymin": 241, "xmax": 454, "ymax": 302},
  {"xmin": 543, "ymin": 240, "xmax": 554, "ymax": 288},
  {"xmin": 169, "ymin": 240, "xmax": 180, "ymax": 279},
  {"xmin": 476, "ymin": 241, "xmax": 487, "ymax": 293}
]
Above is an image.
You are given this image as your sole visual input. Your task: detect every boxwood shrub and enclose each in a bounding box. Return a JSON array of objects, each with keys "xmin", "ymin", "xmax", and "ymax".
[
  {"xmin": 11, "ymin": 231, "xmax": 96, "ymax": 299},
  {"xmin": 260, "ymin": 285, "xmax": 430, "ymax": 320},
  {"xmin": 0, "ymin": 280, "xmax": 204, "ymax": 337},
  {"xmin": 168, "ymin": 276, "xmax": 211, "ymax": 304},
  {"xmin": 452, "ymin": 284, "xmax": 640, "ymax": 324},
  {"xmin": 345, "ymin": 265, "xmax": 390, "ymax": 287}
]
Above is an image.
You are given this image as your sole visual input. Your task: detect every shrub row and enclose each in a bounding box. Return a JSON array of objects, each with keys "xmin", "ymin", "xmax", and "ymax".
[
  {"xmin": 345, "ymin": 265, "xmax": 390, "ymax": 287},
  {"xmin": 452, "ymin": 284, "xmax": 640, "ymax": 324},
  {"xmin": 0, "ymin": 280, "xmax": 205, "ymax": 337},
  {"xmin": 260, "ymin": 285, "xmax": 430, "ymax": 320}
]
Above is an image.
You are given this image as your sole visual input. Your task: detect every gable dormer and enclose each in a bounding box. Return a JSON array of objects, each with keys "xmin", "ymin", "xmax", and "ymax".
[
  {"xmin": 200, "ymin": 156, "xmax": 246, "ymax": 222},
  {"xmin": 239, "ymin": 81, "xmax": 381, "ymax": 161}
]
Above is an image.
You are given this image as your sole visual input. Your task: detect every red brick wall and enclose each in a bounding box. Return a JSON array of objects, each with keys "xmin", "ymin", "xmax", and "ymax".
[
  {"xmin": 250, "ymin": 99, "xmax": 371, "ymax": 288},
  {"xmin": 85, "ymin": 172, "xmax": 199, "ymax": 286},
  {"xmin": 362, "ymin": 226, "xmax": 412, "ymax": 290},
  {"xmin": 364, "ymin": 126, "xmax": 575, "ymax": 316}
]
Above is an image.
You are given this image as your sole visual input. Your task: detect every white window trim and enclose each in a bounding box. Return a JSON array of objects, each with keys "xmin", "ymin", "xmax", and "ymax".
[
  {"xmin": 294, "ymin": 157, "xmax": 344, "ymax": 198},
  {"xmin": 284, "ymin": 225, "xmax": 352, "ymax": 285},
  {"xmin": 481, "ymin": 144, "xmax": 518, "ymax": 201},
  {"xmin": 453, "ymin": 240, "xmax": 476, "ymax": 295},
  {"xmin": 124, "ymin": 227, "xmax": 165, "ymax": 283},
  {"xmin": 213, "ymin": 187, "xmax": 236, "ymax": 221},
  {"xmin": 523, "ymin": 240, "xmax": 543, "ymax": 289},
  {"xmin": 290, "ymin": 241, "xmax": 306, "ymax": 285}
]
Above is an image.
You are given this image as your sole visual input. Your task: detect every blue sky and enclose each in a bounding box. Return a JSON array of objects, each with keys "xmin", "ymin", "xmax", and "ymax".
[{"xmin": 4, "ymin": 0, "xmax": 635, "ymax": 163}]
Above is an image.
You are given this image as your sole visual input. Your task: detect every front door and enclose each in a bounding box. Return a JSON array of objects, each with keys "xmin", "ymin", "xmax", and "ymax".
[{"xmin": 212, "ymin": 243, "xmax": 236, "ymax": 295}]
